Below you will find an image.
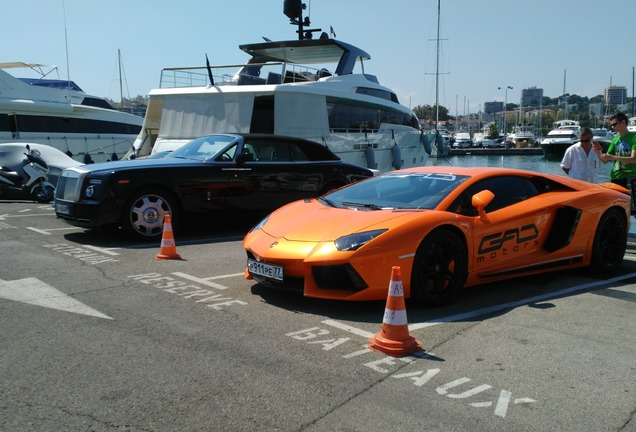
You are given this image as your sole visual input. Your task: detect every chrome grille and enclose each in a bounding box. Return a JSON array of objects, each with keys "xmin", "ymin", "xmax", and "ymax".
[{"xmin": 55, "ymin": 169, "xmax": 85, "ymax": 202}]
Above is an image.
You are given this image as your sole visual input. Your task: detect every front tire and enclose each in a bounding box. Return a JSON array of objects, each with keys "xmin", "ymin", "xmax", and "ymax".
[
  {"xmin": 122, "ymin": 188, "xmax": 177, "ymax": 241},
  {"xmin": 33, "ymin": 184, "xmax": 54, "ymax": 203},
  {"xmin": 410, "ymin": 229, "xmax": 467, "ymax": 306},
  {"xmin": 591, "ymin": 208, "xmax": 626, "ymax": 271}
]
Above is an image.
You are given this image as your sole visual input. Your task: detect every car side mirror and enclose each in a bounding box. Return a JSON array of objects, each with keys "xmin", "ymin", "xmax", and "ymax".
[{"xmin": 471, "ymin": 189, "xmax": 494, "ymax": 219}]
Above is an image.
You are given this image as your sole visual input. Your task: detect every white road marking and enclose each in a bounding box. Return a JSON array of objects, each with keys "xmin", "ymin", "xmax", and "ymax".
[
  {"xmin": 26, "ymin": 226, "xmax": 78, "ymax": 235},
  {"xmin": 83, "ymin": 245, "xmax": 121, "ymax": 256},
  {"xmin": 407, "ymin": 271, "xmax": 636, "ymax": 331},
  {"xmin": 0, "ymin": 277, "xmax": 112, "ymax": 319},
  {"xmin": 322, "ymin": 319, "xmax": 375, "ymax": 338},
  {"xmin": 0, "ymin": 213, "xmax": 48, "ymax": 220},
  {"xmin": 172, "ymin": 272, "xmax": 234, "ymax": 289},
  {"xmin": 26, "ymin": 227, "xmax": 52, "ymax": 235}
]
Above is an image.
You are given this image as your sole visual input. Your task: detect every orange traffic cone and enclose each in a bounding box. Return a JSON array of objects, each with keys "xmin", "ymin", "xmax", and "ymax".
[
  {"xmin": 155, "ymin": 215, "xmax": 182, "ymax": 260},
  {"xmin": 368, "ymin": 266, "xmax": 422, "ymax": 357}
]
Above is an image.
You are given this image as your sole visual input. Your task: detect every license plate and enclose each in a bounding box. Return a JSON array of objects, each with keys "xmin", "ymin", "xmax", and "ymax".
[
  {"xmin": 247, "ymin": 259, "xmax": 283, "ymax": 281},
  {"xmin": 55, "ymin": 202, "xmax": 71, "ymax": 215}
]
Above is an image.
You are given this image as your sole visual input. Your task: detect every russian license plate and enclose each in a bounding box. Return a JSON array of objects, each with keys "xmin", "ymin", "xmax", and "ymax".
[
  {"xmin": 55, "ymin": 202, "xmax": 71, "ymax": 215},
  {"xmin": 247, "ymin": 259, "xmax": 283, "ymax": 281}
]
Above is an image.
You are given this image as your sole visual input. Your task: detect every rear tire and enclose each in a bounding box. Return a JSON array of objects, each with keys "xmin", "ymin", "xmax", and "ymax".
[
  {"xmin": 122, "ymin": 188, "xmax": 177, "ymax": 241},
  {"xmin": 410, "ymin": 229, "xmax": 467, "ymax": 306},
  {"xmin": 591, "ymin": 208, "xmax": 626, "ymax": 271}
]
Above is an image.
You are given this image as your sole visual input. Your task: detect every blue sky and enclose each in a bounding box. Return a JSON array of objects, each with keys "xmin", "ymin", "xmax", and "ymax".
[{"xmin": 5, "ymin": 0, "xmax": 635, "ymax": 115}]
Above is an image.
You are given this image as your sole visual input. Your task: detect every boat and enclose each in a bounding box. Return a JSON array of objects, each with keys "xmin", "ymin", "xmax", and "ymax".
[
  {"xmin": 128, "ymin": 2, "xmax": 435, "ymax": 171},
  {"xmin": 507, "ymin": 125, "xmax": 536, "ymax": 148},
  {"xmin": 452, "ymin": 131, "xmax": 471, "ymax": 148},
  {"xmin": 539, "ymin": 119, "xmax": 581, "ymax": 157},
  {"xmin": 628, "ymin": 116, "xmax": 636, "ymax": 133},
  {"xmin": 0, "ymin": 62, "xmax": 143, "ymax": 163},
  {"xmin": 591, "ymin": 128, "xmax": 614, "ymax": 152}
]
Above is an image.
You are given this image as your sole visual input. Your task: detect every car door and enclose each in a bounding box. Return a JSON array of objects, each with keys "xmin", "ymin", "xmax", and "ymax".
[
  {"xmin": 462, "ymin": 176, "xmax": 553, "ymax": 275},
  {"xmin": 224, "ymin": 138, "xmax": 304, "ymax": 212}
]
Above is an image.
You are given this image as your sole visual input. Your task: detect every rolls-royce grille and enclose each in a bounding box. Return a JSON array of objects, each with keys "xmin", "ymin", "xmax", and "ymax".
[{"xmin": 55, "ymin": 170, "xmax": 84, "ymax": 202}]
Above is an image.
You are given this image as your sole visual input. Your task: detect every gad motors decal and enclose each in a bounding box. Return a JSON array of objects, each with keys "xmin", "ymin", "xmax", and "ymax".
[{"xmin": 477, "ymin": 224, "xmax": 539, "ymax": 262}]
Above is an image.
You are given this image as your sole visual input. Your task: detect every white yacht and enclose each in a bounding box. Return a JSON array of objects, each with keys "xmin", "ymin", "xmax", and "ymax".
[
  {"xmin": 129, "ymin": 5, "xmax": 435, "ymax": 171},
  {"xmin": 508, "ymin": 125, "xmax": 536, "ymax": 148},
  {"xmin": 539, "ymin": 120, "xmax": 581, "ymax": 157},
  {"xmin": 0, "ymin": 62, "xmax": 143, "ymax": 163},
  {"xmin": 628, "ymin": 116, "xmax": 636, "ymax": 133}
]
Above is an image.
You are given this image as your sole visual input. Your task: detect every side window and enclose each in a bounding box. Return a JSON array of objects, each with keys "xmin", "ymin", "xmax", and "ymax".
[
  {"xmin": 249, "ymin": 140, "xmax": 291, "ymax": 162},
  {"xmin": 216, "ymin": 143, "xmax": 238, "ymax": 161},
  {"xmin": 450, "ymin": 176, "xmax": 539, "ymax": 215},
  {"xmin": 290, "ymin": 143, "xmax": 310, "ymax": 161}
]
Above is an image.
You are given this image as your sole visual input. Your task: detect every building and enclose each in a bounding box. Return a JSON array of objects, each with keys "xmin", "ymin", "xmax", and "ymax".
[
  {"xmin": 521, "ymin": 87, "xmax": 543, "ymax": 107},
  {"xmin": 484, "ymin": 101, "xmax": 504, "ymax": 114},
  {"xmin": 605, "ymin": 86, "xmax": 627, "ymax": 106},
  {"xmin": 589, "ymin": 103, "xmax": 603, "ymax": 116}
]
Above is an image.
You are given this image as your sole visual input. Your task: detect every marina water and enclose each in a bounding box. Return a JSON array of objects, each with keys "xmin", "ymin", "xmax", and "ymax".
[{"xmin": 430, "ymin": 153, "xmax": 611, "ymax": 182}]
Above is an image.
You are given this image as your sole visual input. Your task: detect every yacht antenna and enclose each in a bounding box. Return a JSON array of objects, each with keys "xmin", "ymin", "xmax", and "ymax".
[{"xmin": 283, "ymin": 0, "xmax": 321, "ymax": 40}]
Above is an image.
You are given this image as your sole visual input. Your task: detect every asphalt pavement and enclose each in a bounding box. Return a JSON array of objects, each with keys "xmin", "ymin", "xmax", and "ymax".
[{"xmin": 0, "ymin": 201, "xmax": 634, "ymax": 431}]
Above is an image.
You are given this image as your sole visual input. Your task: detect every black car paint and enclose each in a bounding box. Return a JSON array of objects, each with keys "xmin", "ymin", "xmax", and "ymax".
[{"xmin": 54, "ymin": 134, "xmax": 373, "ymax": 239}]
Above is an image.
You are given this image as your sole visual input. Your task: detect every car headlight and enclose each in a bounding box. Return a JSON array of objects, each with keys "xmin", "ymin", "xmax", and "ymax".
[
  {"xmin": 250, "ymin": 215, "xmax": 270, "ymax": 233},
  {"xmin": 84, "ymin": 179, "xmax": 102, "ymax": 198},
  {"xmin": 334, "ymin": 229, "xmax": 387, "ymax": 251}
]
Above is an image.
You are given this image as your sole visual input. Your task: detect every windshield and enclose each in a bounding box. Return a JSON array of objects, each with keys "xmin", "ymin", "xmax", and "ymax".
[
  {"xmin": 322, "ymin": 172, "xmax": 469, "ymax": 210},
  {"xmin": 168, "ymin": 135, "xmax": 238, "ymax": 161}
]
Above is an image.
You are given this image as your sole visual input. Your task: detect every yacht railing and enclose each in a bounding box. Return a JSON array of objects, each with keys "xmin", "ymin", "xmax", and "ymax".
[{"xmin": 159, "ymin": 62, "xmax": 331, "ymax": 89}]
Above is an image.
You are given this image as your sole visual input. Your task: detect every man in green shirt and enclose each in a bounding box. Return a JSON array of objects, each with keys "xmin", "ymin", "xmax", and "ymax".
[{"xmin": 595, "ymin": 112, "xmax": 636, "ymax": 187}]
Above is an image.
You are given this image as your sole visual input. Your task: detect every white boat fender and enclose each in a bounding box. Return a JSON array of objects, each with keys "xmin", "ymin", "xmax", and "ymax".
[
  {"xmin": 421, "ymin": 132, "xmax": 433, "ymax": 155},
  {"xmin": 365, "ymin": 145, "xmax": 377, "ymax": 169},
  {"xmin": 391, "ymin": 144, "xmax": 402, "ymax": 170}
]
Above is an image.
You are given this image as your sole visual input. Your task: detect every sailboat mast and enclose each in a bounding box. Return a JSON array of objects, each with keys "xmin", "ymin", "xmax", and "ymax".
[
  {"xmin": 118, "ymin": 49, "xmax": 124, "ymax": 110},
  {"xmin": 435, "ymin": 0, "xmax": 440, "ymax": 131}
]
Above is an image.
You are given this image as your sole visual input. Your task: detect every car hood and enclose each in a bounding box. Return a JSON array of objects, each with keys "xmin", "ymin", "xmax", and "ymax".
[
  {"xmin": 262, "ymin": 199, "xmax": 422, "ymax": 241},
  {"xmin": 67, "ymin": 157, "xmax": 200, "ymax": 174}
]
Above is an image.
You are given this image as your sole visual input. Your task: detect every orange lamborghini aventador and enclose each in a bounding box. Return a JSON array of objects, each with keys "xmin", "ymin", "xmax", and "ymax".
[{"xmin": 243, "ymin": 167, "xmax": 631, "ymax": 306}]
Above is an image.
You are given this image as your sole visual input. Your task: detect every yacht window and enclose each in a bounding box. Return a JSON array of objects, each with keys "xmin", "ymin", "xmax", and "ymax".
[{"xmin": 355, "ymin": 87, "xmax": 399, "ymax": 103}]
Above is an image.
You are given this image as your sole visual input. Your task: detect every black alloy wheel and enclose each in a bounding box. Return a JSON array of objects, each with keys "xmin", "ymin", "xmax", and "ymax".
[
  {"xmin": 410, "ymin": 229, "xmax": 467, "ymax": 306},
  {"xmin": 591, "ymin": 208, "xmax": 627, "ymax": 271}
]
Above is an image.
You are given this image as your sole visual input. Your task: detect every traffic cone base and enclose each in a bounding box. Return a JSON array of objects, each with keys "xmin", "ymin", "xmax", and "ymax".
[
  {"xmin": 368, "ymin": 266, "xmax": 422, "ymax": 357},
  {"xmin": 155, "ymin": 215, "xmax": 182, "ymax": 260}
]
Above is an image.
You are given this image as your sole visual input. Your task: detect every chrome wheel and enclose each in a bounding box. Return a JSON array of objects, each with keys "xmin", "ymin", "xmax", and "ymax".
[{"xmin": 124, "ymin": 189, "xmax": 176, "ymax": 241}]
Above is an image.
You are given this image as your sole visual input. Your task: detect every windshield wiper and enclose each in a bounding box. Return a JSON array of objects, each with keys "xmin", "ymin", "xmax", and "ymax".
[
  {"xmin": 340, "ymin": 201, "xmax": 391, "ymax": 210},
  {"xmin": 318, "ymin": 197, "xmax": 337, "ymax": 207}
]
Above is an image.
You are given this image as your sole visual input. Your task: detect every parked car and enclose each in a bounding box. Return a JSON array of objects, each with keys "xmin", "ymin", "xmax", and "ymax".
[
  {"xmin": 244, "ymin": 166, "xmax": 630, "ymax": 306},
  {"xmin": 482, "ymin": 138, "xmax": 499, "ymax": 148},
  {"xmin": 452, "ymin": 132, "xmax": 472, "ymax": 148},
  {"xmin": 54, "ymin": 133, "xmax": 374, "ymax": 240}
]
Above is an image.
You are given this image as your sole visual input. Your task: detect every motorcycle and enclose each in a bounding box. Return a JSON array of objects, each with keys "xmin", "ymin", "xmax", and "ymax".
[{"xmin": 0, "ymin": 144, "xmax": 55, "ymax": 203}]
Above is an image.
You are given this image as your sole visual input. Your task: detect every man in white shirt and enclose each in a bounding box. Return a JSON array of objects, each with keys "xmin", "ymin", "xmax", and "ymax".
[{"xmin": 560, "ymin": 127, "xmax": 600, "ymax": 183}]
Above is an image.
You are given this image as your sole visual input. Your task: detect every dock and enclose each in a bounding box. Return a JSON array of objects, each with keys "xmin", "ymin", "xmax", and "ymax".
[{"xmin": 449, "ymin": 147, "xmax": 543, "ymax": 156}]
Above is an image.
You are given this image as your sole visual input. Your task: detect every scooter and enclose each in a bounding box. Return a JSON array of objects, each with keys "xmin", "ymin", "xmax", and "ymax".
[{"xmin": 0, "ymin": 144, "xmax": 55, "ymax": 203}]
